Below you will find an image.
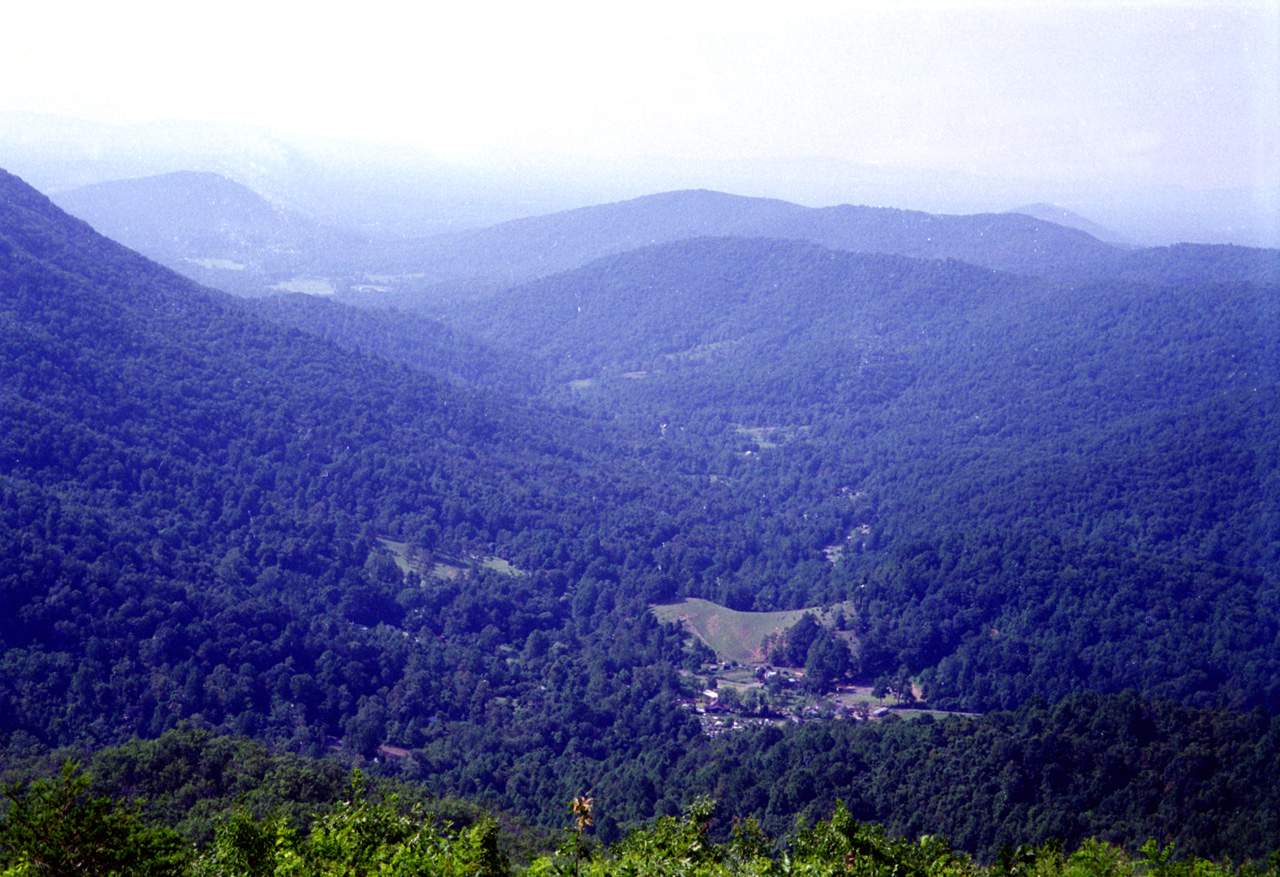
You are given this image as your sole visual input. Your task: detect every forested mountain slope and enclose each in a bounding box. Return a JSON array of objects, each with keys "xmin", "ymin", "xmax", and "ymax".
[
  {"xmin": 664, "ymin": 691, "xmax": 1280, "ymax": 862},
  {"xmin": 1110, "ymin": 242, "xmax": 1280, "ymax": 286},
  {"xmin": 0, "ymin": 168, "xmax": 721, "ymax": 817},
  {"xmin": 1007, "ymin": 202, "xmax": 1138, "ymax": 247},
  {"xmin": 5, "ymin": 704, "xmax": 1279, "ymax": 869},
  {"xmin": 450, "ymin": 235, "xmax": 1280, "ymax": 709},
  {"xmin": 451, "ymin": 236, "xmax": 1040, "ymax": 385},
  {"xmin": 241, "ymin": 292, "xmax": 542, "ymax": 394}
]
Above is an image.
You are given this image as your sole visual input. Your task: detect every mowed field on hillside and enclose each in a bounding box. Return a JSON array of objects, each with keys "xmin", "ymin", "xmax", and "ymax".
[{"xmin": 651, "ymin": 598, "xmax": 855, "ymax": 664}]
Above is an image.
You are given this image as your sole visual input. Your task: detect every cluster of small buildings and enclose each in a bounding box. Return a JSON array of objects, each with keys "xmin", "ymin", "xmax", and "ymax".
[{"xmin": 680, "ymin": 679, "xmax": 892, "ymax": 738}]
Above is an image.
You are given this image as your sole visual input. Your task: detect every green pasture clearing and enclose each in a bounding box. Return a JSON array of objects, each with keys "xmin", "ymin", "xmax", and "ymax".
[
  {"xmin": 380, "ymin": 539, "xmax": 417, "ymax": 576},
  {"xmin": 379, "ymin": 539, "xmax": 522, "ymax": 581},
  {"xmin": 651, "ymin": 597, "xmax": 856, "ymax": 664},
  {"xmin": 481, "ymin": 556, "xmax": 524, "ymax": 576}
]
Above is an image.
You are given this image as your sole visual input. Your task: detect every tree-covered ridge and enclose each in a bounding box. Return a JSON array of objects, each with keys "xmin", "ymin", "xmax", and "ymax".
[
  {"xmin": 1, "ymin": 167, "xmax": 710, "ymax": 776},
  {"xmin": 452, "ymin": 236, "xmax": 1040, "ymax": 386},
  {"xmin": 240, "ymin": 293, "xmax": 542, "ymax": 395},
  {"xmin": 12, "ymin": 698, "xmax": 1274, "ymax": 869},
  {"xmin": 2, "ymin": 724, "xmax": 1278, "ymax": 876},
  {"xmin": 1, "ymin": 728, "xmax": 533, "ymax": 855},
  {"xmin": 268, "ymin": 187, "xmax": 1126, "ymax": 290},
  {"xmin": 446, "ymin": 234, "xmax": 1280, "ymax": 709},
  {"xmin": 1112, "ymin": 243, "xmax": 1280, "ymax": 286},
  {"xmin": 47, "ymin": 179, "xmax": 1128, "ymax": 303},
  {"xmin": 658, "ymin": 692, "xmax": 1280, "ymax": 863}
]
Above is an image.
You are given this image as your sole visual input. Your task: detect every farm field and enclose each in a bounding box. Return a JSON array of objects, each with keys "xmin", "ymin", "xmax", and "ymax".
[{"xmin": 651, "ymin": 597, "xmax": 856, "ymax": 664}]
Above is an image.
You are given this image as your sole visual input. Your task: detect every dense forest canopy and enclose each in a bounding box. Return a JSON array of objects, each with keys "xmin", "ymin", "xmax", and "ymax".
[
  {"xmin": 2, "ymin": 166, "xmax": 1279, "ymax": 862},
  {"xmin": 2, "ymin": 722, "xmax": 1279, "ymax": 873}
]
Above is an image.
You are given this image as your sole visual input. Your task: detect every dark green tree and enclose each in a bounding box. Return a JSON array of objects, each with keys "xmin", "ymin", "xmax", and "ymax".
[{"xmin": 0, "ymin": 761, "xmax": 187, "ymax": 877}]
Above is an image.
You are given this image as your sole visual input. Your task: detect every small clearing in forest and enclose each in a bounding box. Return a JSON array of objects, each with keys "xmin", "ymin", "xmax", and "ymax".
[{"xmin": 650, "ymin": 597, "xmax": 855, "ymax": 664}]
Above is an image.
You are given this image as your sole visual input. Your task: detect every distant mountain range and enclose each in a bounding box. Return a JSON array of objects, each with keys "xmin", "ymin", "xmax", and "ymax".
[
  {"xmin": 48, "ymin": 174, "xmax": 1138, "ymax": 302},
  {"xmin": 46, "ymin": 169, "xmax": 1280, "ymax": 320},
  {"xmin": 360, "ymin": 189, "xmax": 1125, "ymax": 289},
  {"xmin": 7, "ymin": 111, "xmax": 1279, "ymax": 247},
  {"xmin": 50, "ymin": 171, "xmax": 361, "ymax": 295},
  {"xmin": 0, "ymin": 111, "xmax": 597, "ymax": 235},
  {"xmin": 1006, "ymin": 202, "xmax": 1137, "ymax": 247}
]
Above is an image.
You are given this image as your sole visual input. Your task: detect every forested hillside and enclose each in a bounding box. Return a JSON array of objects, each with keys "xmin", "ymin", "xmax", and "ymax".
[
  {"xmin": 242, "ymin": 293, "xmax": 542, "ymax": 394},
  {"xmin": 3, "ymin": 165, "xmax": 1279, "ymax": 861},
  {"xmin": 0, "ymin": 167, "xmax": 715, "ymax": 822},
  {"xmin": 447, "ymin": 235, "xmax": 1280, "ymax": 714},
  {"xmin": 3, "ymin": 709, "xmax": 1279, "ymax": 871}
]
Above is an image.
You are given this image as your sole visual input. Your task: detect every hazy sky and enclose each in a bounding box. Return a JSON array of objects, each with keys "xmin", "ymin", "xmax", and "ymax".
[{"xmin": 4, "ymin": 0, "xmax": 1278, "ymax": 191}]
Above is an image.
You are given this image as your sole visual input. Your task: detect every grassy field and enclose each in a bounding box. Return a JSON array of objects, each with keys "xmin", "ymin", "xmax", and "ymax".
[
  {"xmin": 651, "ymin": 597, "xmax": 856, "ymax": 664},
  {"xmin": 379, "ymin": 539, "xmax": 523, "ymax": 581}
]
